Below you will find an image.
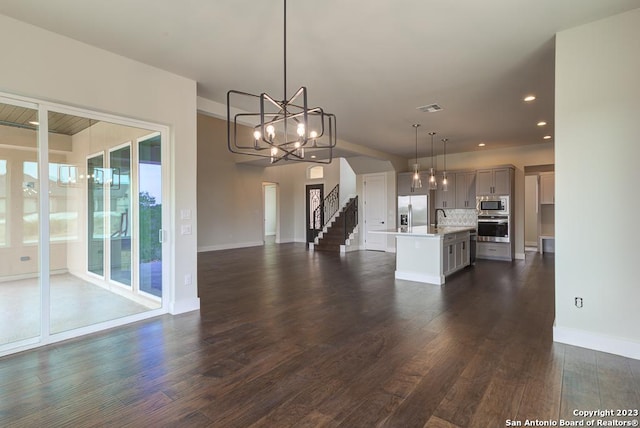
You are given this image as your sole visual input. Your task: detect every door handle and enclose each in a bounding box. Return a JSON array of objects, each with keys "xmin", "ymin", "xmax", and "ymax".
[{"xmin": 158, "ymin": 229, "xmax": 165, "ymax": 243}]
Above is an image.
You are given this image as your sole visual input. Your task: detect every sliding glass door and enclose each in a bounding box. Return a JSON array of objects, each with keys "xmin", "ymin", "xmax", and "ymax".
[{"xmin": 0, "ymin": 94, "xmax": 168, "ymax": 354}]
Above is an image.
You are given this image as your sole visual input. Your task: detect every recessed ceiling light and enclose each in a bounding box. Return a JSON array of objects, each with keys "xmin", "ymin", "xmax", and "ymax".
[
  {"xmin": 311, "ymin": 155, "xmax": 317, "ymax": 159},
  {"xmin": 524, "ymin": 95, "xmax": 536, "ymax": 102},
  {"xmin": 543, "ymin": 135, "xmax": 552, "ymax": 140},
  {"xmin": 29, "ymin": 121, "xmax": 39, "ymax": 126},
  {"xmin": 537, "ymin": 121, "xmax": 547, "ymax": 126},
  {"xmin": 478, "ymin": 143, "xmax": 486, "ymax": 147}
]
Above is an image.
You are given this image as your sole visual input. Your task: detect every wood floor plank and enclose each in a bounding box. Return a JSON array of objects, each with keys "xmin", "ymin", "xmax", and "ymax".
[
  {"xmin": 432, "ymin": 338, "xmax": 503, "ymax": 426},
  {"xmin": 424, "ymin": 415, "xmax": 463, "ymax": 428},
  {"xmin": 560, "ymin": 345, "xmax": 601, "ymax": 419},
  {"xmin": 371, "ymin": 336, "xmax": 474, "ymax": 427},
  {"xmin": 515, "ymin": 342, "xmax": 565, "ymax": 422},
  {"xmin": 596, "ymin": 352, "xmax": 640, "ymax": 411}
]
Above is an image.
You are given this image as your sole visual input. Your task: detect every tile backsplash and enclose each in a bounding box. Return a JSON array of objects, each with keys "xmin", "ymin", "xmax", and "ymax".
[{"xmin": 435, "ymin": 209, "xmax": 477, "ymax": 227}]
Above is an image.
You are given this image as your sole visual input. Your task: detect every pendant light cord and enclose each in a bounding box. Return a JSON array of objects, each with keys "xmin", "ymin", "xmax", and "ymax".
[
  {"xmin": 283, "ymin": 0, "xmax": 287, "ymax": 102},
  {"xmin": 415, "ymin": 126, "xmax": 418, "ymax": 162},
  {"xmin": 430, "ymin": 132, "xmax": 435, "ymax": 169}
]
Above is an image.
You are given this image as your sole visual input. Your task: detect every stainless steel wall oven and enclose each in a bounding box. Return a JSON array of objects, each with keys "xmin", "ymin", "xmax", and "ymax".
[{"xmin": 477, "ymin": 215, "xmax": 509, "ymax": 242}]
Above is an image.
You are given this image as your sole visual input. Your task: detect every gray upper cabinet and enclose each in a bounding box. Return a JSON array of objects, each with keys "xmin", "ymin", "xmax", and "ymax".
[
  {"xmin": 397, "ymin": 172, "xmax": 429, "ymax": 196},
  {"xmin": 434, "ymin": 173, "xmax": 457, "ymax": 209},
  {"xmin": 397, "ymin": 172, "xmax": 412, "ymax": 195},
  {"xmin": 455, "ymin": 172, "xmax": 476, "ymax": 209},
  {"xmin": 476, "ymin": 167, "xmax": 512, "ymax": 196}
]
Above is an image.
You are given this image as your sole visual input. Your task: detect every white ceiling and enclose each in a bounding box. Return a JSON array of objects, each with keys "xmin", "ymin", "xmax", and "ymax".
[{"xmin": 1, "ymin": 0, "xmax": 638, "ymax": 159}]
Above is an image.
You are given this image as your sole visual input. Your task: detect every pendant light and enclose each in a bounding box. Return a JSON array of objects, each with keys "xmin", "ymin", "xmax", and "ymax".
[
  {"xmin": 441, "ymin": 138, "xmax": 448, "ymax": 192},
  {"xmin": 428, "ymin": 131, "xmax": 437, "ymax": 190},
  {"xmin": 411, "ymin": 124, "xmax": 422, "ymax": 190}
]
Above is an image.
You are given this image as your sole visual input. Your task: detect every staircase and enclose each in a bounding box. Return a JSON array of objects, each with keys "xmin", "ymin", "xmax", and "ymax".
[{"xmin": 311, "ymin": 196, "xmax": 358, "ymax": 253}]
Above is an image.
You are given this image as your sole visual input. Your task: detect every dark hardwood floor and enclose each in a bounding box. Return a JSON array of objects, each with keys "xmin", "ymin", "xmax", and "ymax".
[{"xmin": 1, "ymin": 244, "xmax": 639, "ymax": 427}]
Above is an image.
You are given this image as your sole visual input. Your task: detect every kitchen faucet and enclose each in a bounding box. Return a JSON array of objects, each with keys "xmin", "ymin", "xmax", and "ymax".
[{"xmin": 434, "ymin": 208, "xmax": 447, "ymax": 229}]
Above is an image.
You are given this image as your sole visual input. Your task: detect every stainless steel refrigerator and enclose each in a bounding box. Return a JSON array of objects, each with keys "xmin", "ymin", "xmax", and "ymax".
[{"xmin": 398, "ymin": 195, "xmax": 429, "ymax": 231}]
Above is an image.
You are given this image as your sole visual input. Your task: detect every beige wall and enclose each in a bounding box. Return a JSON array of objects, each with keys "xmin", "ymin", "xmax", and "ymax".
[
  {"xmin": 555, "ymin": 8, "xmax": 640, "ymax": 357},
  {"xmin": 197, "ymin": 114, "xmax": 350, "ymax": 250},
  {"xmin": 1, "ymin": 13, "xmax": 199, "ymax": 313}
]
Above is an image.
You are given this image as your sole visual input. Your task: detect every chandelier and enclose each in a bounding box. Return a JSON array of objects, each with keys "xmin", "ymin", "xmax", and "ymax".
[{"xmin": 226, "ymin": 0, "xmax": 336, "ymax": 164}]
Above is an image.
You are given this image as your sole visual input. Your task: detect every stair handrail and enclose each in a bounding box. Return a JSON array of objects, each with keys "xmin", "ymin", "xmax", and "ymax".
[
  {"xmin": 343, "ymin": 196, "xmax": 358, "ymax": 241},
  {"xmin": 312, "ymin": 184, "xmax": 339, "ymax": 237}
]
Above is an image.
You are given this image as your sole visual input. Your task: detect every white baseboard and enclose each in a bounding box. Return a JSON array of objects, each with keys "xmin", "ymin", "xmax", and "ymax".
[
  {"xmin": 276, "ymin": 238, "xmax": 295, "ymax": 244},
  {"xmin": 169, "ymin": 297, "xmax": 201, "ymax": 315},
  {"xmin": 553, "ymin": 325, "xmax": 640, "ymax": 360},
  {"xmin": 515, "ymin": 252, "xmax": 525, "ymax": 260},
  {"xmin": 395, "ymin": 270, "xmax": 443, "ymax": 285},
  {"xmin": 198, "ymin": 241, "xmax": 264, "ymax": 252}
]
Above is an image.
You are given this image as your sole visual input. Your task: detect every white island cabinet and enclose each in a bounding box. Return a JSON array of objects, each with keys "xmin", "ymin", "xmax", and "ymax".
[{"xmin": 375, "ymin": 226, "xmax": 473, "ymax": 285}]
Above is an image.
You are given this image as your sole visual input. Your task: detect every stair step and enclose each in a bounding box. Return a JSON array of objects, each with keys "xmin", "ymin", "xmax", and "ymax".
[{"xmin": 314, "ymin": 196, "xmax": 358, "ymax": 252}]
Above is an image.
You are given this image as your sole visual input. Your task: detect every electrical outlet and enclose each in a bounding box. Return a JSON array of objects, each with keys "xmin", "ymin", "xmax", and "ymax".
[
  {"xmin": 184, "ymin": 274, "xmax": 192, "ymax": 286},
  {"xmin": 575, "ymin": 297, "xmax": 583, "ymax": 308}
]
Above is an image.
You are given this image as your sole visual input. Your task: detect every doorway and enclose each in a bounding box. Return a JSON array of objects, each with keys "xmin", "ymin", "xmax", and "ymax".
[
  {"xmin": 524, "ymin": 174, "xmax": 539, "ymax": 251},
  {"xmin": 305, "ymin": 184, "xmax": 324, "ymax": 243},
  {"xmin": 524, "ymin": 164, "xmax": 555, "ymax": 254},
  {"xmin": 263, "ymin": 183, "xmax": 277, "ymax": 245}
]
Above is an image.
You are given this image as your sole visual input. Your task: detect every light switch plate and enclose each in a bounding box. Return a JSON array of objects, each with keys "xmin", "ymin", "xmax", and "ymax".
[
  {"xmin": 181, "ymin": 224, "xmax": 192, "ymax": 235},
  {"xmin": 180, "ymin": 209, "xmax": 191, "ymax": 220}
]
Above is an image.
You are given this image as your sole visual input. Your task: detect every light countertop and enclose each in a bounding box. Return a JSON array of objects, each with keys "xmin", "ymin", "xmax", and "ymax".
[{"xmin": 372, "ymin": 225, "xmax": 475, "ymax": 237}]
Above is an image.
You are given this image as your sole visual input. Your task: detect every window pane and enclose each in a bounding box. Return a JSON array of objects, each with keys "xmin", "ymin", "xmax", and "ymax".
[
  {"xmin": 87, "ymin": 155, "xmax": 104, "ymax": 276},
  {"xmin": 109, "ymin": 145, "xmax": 131, "ymax": 286},
  {"xmin": 139, "ymin": 134, "xmax": 162, "ymax": 297},
  {"xmin": 0, "ymin": 101, "xmax": 40, "ymax": 347}
]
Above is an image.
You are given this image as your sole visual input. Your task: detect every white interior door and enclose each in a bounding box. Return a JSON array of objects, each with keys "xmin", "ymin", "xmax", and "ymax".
[{"xmin": 363, "ymin": 173, "xmax": 387, "ymax": 251}]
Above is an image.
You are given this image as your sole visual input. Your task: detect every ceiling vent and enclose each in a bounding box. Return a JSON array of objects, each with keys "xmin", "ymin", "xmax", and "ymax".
[{"xmin": 416, "ymin": 103, "xmax": 443, "ymax": 113}]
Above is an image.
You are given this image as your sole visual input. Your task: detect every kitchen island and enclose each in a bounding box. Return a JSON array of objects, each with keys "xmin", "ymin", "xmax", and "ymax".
[{"xmin": 375, "ymin": 226, "xmax": 474, "ymax": 285}]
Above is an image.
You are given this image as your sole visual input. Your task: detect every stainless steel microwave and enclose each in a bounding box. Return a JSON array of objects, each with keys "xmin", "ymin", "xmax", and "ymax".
[{"xmin": 477, "ymin": 195, "xmax": 509, "ymax": 215}]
